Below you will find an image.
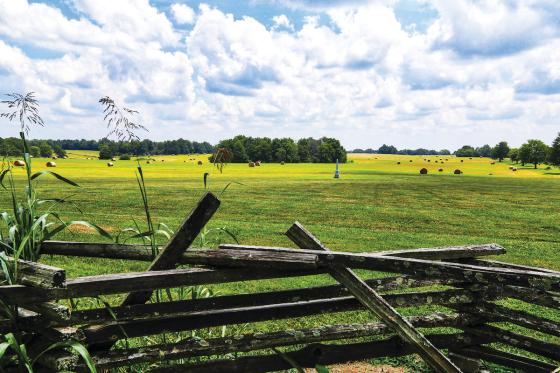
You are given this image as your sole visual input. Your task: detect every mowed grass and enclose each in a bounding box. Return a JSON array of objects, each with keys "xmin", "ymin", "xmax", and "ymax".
[{"xmin": 4, "ymin": 152, "xmax": 560, "ymax": 371}]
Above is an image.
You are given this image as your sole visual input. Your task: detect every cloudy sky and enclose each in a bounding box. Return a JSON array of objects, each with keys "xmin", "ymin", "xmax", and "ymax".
[{"xmin": 0, "ymin": 0, "xmax": 559, "ymax": 150}]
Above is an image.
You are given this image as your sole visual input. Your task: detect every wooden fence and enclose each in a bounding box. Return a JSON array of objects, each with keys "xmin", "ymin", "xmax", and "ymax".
[{"xmin": 1, "ymin": 192, "xmax": 559, "ymax": 372}]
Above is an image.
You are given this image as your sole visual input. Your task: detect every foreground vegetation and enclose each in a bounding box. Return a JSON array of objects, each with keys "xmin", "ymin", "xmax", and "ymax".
[{"xmin": 2, "ymin": 152, "xmax": 559, "ymax": 371}]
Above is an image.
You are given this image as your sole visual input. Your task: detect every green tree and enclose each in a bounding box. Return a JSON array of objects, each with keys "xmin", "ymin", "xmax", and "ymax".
[
  {"xmin": 98, "ymin": 144, "xmax": 113, "ymax": 160},
  {"xmin": 455, "ymin": 145, "xmax": 476, "ymax": 157},
  {"xmin": 53, "ymin": 145, "xmax": 66, "ymax": 158},
  {"xmin": 476, "ymin": 144, "xmax": 492, "ymax": 158},
  {"xmin": 549, "ymin": 133, "xmax": 560, "ymax": 166},
  {"xmin": 491, "ymin": 141, "xmax": 510, "ymax": 162},
  {"xmin": 38, "ymin": 142, "xmax": 52, "ymax": 157},
  {"xmin": 508, "ymin": 148, "xmax": 519, "ymax": 163},
  {"xmin": 519, "ymin": 140, "xmax": 549, "ymax": 169},
  {"xmin": 29, "ymin": 146, "xmax": 40, "ymax": 158}
]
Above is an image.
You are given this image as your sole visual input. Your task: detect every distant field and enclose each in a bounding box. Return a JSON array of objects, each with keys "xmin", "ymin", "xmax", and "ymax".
[{"xmin": 4, "ymin": 152, "xmax": 559, "ymax": 371}]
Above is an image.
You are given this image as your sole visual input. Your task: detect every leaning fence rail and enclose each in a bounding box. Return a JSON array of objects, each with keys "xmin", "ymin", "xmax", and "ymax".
[{"xmin": 0, "ymin": 192, "xmax": 558, "ymax": 372}]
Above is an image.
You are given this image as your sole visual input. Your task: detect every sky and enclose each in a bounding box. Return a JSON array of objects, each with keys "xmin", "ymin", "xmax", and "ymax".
[{"xmin": 0, "ymin": 0, "xmax": 559, "ymax": 150}]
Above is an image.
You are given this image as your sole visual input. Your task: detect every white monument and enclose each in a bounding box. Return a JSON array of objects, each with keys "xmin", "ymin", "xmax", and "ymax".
[{"xmin": 334, "ymin": 158, "xmax": 340, "ymax": 178}]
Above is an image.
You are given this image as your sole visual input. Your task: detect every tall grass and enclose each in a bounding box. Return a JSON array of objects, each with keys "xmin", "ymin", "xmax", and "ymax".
[{"xmin": 0, "ymin": 92, "xmax": 103, "ymax": 372}]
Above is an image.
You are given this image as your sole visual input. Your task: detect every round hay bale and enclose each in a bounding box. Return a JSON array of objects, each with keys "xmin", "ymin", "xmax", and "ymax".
[
  {"xmin": 460, "ymin": 159, "xmax": 464, "ymax": 162},
  {"xmin": 111, "ymin": 157, "xmax": 116, "ymax": 161},
  {"xmin": 469, "ymin": 157, "xmax": 472, "ymax": 159},
  {"xmin": 420, "ymin": 168, "xmax": 428, "ymax": 174},
  {"xmin": 512, "ymin": 167, "xmax": 517, "ymax": 171},
  {"xmin": 197, "ymin": 160, "xmax": 203, "ymax": 165},
  {"xmin": 255, "ymin": 161, "xmax": 261, "ymax": 166},
  {"xmin": 435, "ymin": 160, "xmax": 438, "ymax": 163},
  {"xmin": 249, "ymin": 162, "xmax": 255, "ymax": 167},
  {"xmin": 488, "ymin": 173, "xmax": 493, "ymax": 175},
  {"xmin": 490, "ymin": 162, "xmax": 495, "ymax": 165},
  {"xmin": 46, "ymin": 161, "xmax": 56, "ymax": 167},
  {"xmin": 427, "ymin": 160, "xmax": 431, "ymax": 162},
  {"xmin": 281, "ymin": 161, "xmax": 285, "ymax": 165},
  {"xmin": 509, "ymin": 166, "xmax": 513, "ymax": 170},
  {"xmin": 52, "ymin": 156, "xmax": 57, "ymax": 160},
  {"xmin": 107, "ymin": 162, "xmax": 114, "ymax": 167},
  {"xmin": 438, "ymin": 168, "xmax": 443, "ymax": 172},
  {"xmin": 397, "ymin": 161, "xmax": 401, "ymax": 165},
  {"xmin": 161, "ymin": 159, "xmax": 164, "ymax": 162},
  {"xmin": 146, "ymin": 161, "xmax": 151, "ymax": 164},
  {"xmin": 454, "ymin": 169, "xmax": 462, "ymax": 174},
  {"xmin": 13, "ymin": 160, "xmax": 26, "ymax": 167},
  {"xmin": 409, "ymin": 160, "xmax": 413, "ymax": 162}
]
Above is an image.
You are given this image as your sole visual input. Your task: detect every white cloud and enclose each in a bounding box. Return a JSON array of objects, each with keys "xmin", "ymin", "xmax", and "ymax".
[
  {"xmin": 0, "ymin": 0, "xmax": 559, "ymax": 149},
  {"xmin": 272, "ymin": 14, "xmax": 294, "ymax": 30},
  {"xmin": 171, "ymin": 3, "xmax": 196, "ymax": 25}
]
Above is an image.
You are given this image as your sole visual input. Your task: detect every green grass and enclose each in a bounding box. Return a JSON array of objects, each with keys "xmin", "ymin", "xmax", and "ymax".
[{"xmin": 3, "ymin": 153, "xmax": 560, "ymax": 371}]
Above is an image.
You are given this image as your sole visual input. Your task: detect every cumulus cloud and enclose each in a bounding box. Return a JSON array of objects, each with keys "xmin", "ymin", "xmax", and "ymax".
[
  {"xmin": 0, "ymin": 0, "xmax": 559, "ymax": 148},
  {"xmin": 171, "ymin": 3, "xmax": 196, "ymax": 25},
  {"xmin": 272, "ymin": 14, "xmax": 294, "ymax": 30}
]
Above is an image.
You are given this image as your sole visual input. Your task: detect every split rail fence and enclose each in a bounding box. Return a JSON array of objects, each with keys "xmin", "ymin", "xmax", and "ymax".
[{"xmin": 1, "ymin": 192, "xmax": 559, "ymax": 372}]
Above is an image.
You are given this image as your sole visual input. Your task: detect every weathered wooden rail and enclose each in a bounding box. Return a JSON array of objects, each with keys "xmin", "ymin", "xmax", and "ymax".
[{"xmin": 1, "ymin": 192, "xmax": 558, "ymax": 372}]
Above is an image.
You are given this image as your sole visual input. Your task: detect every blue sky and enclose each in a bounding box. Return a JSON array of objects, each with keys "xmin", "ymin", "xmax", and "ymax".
[{"xmin": 0, "ymin": 0, "xmax": 559, "ymax": 149}]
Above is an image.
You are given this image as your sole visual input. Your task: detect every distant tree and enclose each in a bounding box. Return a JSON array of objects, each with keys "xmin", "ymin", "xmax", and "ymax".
[
  {"xmin": 549, "ymin": 133, "xmax": 560, "ymax": 166},
  {"xmin": 455, "ymin": 145, "xmax": 476, "ymax": 157},
  {"xmin": 519, "ymin": 140, "xmax": 549, "ymax": 169},
  {"xmin": 98, "ymin": 144, "xmax": 113, "ymax": 160},
  {"xmin": 53, "ymin": 145, "xmax": 66, "ymax": 158},
  {"xmin": 29, "ymin": 145, "xmax": 40, "ymax": 158},
  {"xmin": 439, "ymin": 149, "xmax": 451, "ymax": 155},
  {"xmin": 377, "ymin": 144, "xmax": 398, "ymax": 154},
  {"xmin": 491, "ymin": 141, "xmax": 510, "ymax": 162},
  {"xmin": 38, "ymin": 142, "xmax": 52, "ymax": 157},
  {"xmin": 508, "ymin": 148, "xmax": 519, "ymax": 163},
  {"xmin": 476, "ymin": 144, "xmax": 492, "ymax": 158}
]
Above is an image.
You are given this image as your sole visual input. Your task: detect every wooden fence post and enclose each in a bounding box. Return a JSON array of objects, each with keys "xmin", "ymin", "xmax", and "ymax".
[
  {"xmin": 86, "ymin": 192, "xmax": 220, "ymax": 350},
  {"xmin": 286, "ymin": 221, "xmax": 462, "ymax": 373}
]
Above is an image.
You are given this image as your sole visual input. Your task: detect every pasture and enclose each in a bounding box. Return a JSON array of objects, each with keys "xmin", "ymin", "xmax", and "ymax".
[{"xmin": 3, "ymin": 152, "xmax": 560, "ymax": 371}]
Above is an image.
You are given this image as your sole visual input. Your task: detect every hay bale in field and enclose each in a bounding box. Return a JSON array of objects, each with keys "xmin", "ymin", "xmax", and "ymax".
[
  {"xmin": 13, "ymin": 160, "xmax": 25, "ymax": 167},
  {"xmin": 438, "ymin": 168, "xmax": 443, "ymax": 172},
  {"xmin": 460, "ymin": 159, "xmax": 464, "ymax": 162},
  {"xmin": 420, "ymin": 168, "xmax": 428, "ymax": 174},
  {"xmin": 397, "ymin": 161, "xmax": 401, "ymax": 165},
  {"xmin": 469, "ymin": 157, "xmax": 472, "ymax": 159},
  {"xmin": 509, "ymin": 166, "xmax": 513, "ymax": 170},
  {"xmin": 107, "ymin": 162, "xmax": 114, "ymax": 167},
  {"xmin": 454, "ymin": 169, "xmax": 462, "ymax": 174},
  {"xmin": 255, "ymin": 161, "xmax": 261, "ymax": 166},
  {"xmin": 409, "ymin": 160, "xmax": 413, "ymax": 162},
  {"xmin": 249, "ymin": 162, "xmax": 255, "ymax": 167},
  {"xmin": 281, "ymin": 161, "xmax": 285, "ymax": 165},
  {"xmin": 161, "ymin": 159, "xmax": 165, "ymax": 162},
  {"xmin": 46, "ymin": 161, "xmax": 56, "ymax": 167},
  {"xmin": 427, "ymin": 160, "xmax": 431, "ymax": 162},
  {"xmin": 488, "ymin": 173, "xmax": 493, "ymax": 175},
  {"xmin": 512, "ymin": 167, "xmax": 517, "ymax": 171},
  {"xmin": 146, "ymin": 161, "xmax": 150, "ymax": 164},
  {"xmin": 490, "ymin": 162, "xmax": 495, "ymax": 165},
  {"xmin": 435, "ymin": 160, "xmax": 438, "ymax": 163},
  {"xmin": 111, "ymin": 157, "xmax": 116, "ymax": 161},
  {"xmin": 52, "ymin": 156, "xmax": 57, "ymax": 160},
  {"xmin": 197, "ymin": 160, "xmax": 203, "ymax": 165}
]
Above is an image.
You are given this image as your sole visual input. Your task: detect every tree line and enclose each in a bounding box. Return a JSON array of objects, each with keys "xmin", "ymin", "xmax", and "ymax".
[
  {"xmin": 352, "ymin": 145, "xmax": 451, "ymax": 155},
  {"xmin": 213, "ymin": 135, "xmax": 347, "ymax": 163},
  {"xmin": 0, "ymin": 138, "xmax": 214, "ymax": 159}
]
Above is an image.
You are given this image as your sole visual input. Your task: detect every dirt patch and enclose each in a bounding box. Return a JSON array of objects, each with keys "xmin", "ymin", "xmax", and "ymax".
[
  {"xmin": 305, "ymin": 363, "xmax": 404, "ymax": 373},
  {"xmin": 67, "ymin": 224, "xmax": 115, "ymax": 234}
]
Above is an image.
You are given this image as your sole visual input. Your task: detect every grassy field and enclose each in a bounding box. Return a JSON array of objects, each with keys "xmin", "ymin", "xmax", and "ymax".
[{"xmin": 3, "ymin": 152, "xmax": 560, "ymax": 371}]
